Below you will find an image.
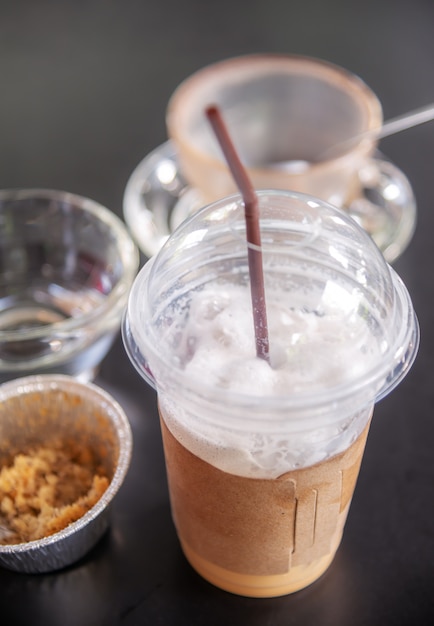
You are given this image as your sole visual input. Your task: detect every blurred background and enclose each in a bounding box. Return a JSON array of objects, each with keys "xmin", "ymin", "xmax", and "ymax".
[{"xmin": 1, "ymin": 0, "xmax": 433, "ymax": 219}]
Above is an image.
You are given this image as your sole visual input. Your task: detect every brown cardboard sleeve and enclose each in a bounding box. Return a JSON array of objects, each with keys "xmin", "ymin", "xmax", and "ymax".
[{"xmin": 160, "ymin": 416, "xmax": 370, "ymax": 576}]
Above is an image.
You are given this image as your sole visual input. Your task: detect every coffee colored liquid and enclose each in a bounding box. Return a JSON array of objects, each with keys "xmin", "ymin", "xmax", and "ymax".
[{"xmin": 160, "ymin": 412, "xmax": 371, "ymax": 597}]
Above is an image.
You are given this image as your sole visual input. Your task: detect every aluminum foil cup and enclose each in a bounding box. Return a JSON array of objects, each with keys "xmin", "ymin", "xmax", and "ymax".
[{"xmin": 0, "ymin": 375, "xmax": 132, "ymax": 573}]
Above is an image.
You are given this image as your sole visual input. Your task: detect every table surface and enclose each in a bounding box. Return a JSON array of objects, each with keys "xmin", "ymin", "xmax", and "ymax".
[{"xmin": 0, "ymin": 1, "xmax": 433, "ymax": 624}]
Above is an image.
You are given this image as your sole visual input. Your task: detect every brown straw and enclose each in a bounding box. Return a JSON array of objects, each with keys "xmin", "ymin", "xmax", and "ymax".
[{"xmin": 205, "ymin": 105, "xmax": 270, "ymax": 363}]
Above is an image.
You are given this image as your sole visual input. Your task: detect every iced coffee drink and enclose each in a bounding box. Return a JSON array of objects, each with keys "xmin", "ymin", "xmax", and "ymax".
[
  {"xmin": 158, "ymin": 282, "xmax": 376, "ymax": 596},
  {"xmin": 123, "ymin": 190, "xmax": 418, "ymax": 597}
]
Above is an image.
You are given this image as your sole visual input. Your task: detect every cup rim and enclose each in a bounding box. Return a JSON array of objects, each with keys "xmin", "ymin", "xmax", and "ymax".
[
  {"xmin": 166, "ymin": 53, "xmax": 383, "ymax": 177},
  {"xmin": 0, "ymin": 188, "xmax": 139, "ymax": 342}
]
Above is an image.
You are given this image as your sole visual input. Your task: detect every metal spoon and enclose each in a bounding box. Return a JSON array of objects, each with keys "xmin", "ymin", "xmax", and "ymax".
[
  {"xmin": 321, "ymin": 102, "xmax": 434, "ymax": 159},
  {"xmin": 272, "ymin": 103, "xmax": 434, "ymax": 171}
]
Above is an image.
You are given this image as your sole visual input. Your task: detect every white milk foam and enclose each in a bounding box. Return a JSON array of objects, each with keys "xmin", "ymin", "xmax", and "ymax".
[{"xmin": 161, "ymin": 283, "xmax": 381, "ymax": 477}]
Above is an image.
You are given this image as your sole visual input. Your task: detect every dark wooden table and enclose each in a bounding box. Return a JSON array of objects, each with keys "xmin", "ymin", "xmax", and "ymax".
[{"xmin": 0, "ymin": 1, "xmax": 433, "ymax": 624}]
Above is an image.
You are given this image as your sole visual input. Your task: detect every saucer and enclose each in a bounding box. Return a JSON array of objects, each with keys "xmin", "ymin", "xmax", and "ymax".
[{"xmin": 123, "ymin": 141, "xmax": 416, "ymax": 262}]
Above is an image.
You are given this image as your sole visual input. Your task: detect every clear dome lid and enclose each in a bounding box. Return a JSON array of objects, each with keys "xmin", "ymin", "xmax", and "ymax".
[{"xmin": 124, "ymin": 190, "xmax": 419, "ymax": 418}]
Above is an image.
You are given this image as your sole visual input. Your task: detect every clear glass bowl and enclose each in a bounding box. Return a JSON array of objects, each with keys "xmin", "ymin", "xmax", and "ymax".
[
  {"xmin": 0, "ymin": 189, "xmax": 139, "ymax": 382},
  {"xmin": 123, "ymin": 141, "xmax": 416, "ymax": 263}
]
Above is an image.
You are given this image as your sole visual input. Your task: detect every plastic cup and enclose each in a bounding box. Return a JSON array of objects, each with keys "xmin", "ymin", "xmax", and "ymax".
[
  {"xmin": 122, "ymin": 190, "xmax": 418, "ymax": 597},
  {"xmin": 166, "ymin": 54, "xmax": 382, "ymax": 208}
]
